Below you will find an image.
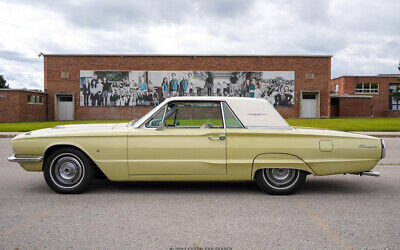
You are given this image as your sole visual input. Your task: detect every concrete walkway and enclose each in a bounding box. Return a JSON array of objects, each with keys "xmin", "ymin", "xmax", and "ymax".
[{"xmin": 1, "ymin": 131, "xmax": 400, "ymax": 138}]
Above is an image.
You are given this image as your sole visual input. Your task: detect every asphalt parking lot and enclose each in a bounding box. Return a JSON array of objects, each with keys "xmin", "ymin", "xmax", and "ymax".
[{"xmin": 0, "ymin": 138, "xmax": 399, "ymax": 249}]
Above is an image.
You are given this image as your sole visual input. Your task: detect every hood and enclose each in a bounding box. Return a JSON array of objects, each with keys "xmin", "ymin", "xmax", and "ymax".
[{"xmin": 13, "ymin": 123, "xmax": 130, "ymax": 140}]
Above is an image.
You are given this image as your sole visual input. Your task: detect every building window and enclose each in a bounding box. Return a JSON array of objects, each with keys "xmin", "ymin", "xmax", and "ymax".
[
  {"xmin": 27, "ymin": 95, "xmax": 43, "ymax": 104},
  {"xmin": 389, "ymin": 83, "xmax": 400, "ymax": 110},
  {"xmin": 61, "ymin": 71, "xmax": 69, "ymax": 79},
  {"xmin": 331, "ymin": 84, "xmax": 339, "ymax": 95},
  {"xmin": 355, "ymin": 83, "xmax": 379, "ymax": 94},
  {"xmin": 306, "ymin": 73, "xmax": 314, "ymax": 80}
]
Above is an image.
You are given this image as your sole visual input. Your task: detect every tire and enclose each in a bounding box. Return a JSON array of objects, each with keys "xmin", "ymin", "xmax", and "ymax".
[
  {"xmin": 255, "ymin": 168, "xmax": 306, "ymax": 195},
  {"xmin": 43, "ymin": 148, "xmax": 95, "ymax": 194}
]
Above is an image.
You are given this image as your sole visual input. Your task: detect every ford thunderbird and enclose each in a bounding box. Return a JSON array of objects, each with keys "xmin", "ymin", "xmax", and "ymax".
[{"xmin": 8, "ymin": 97, "xmax": 385, "ymax": 194}]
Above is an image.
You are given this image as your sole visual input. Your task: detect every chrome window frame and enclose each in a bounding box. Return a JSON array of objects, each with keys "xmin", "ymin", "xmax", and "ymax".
[
  {"xmin": 139, "ymin": 100, "xmax": 226, "ymax": 129},
  {"xmin": 221, "ymin": 101, "xmax": 245, "ymax": 129}
]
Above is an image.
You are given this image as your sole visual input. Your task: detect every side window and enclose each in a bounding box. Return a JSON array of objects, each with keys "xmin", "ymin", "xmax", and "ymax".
[
  {"xmin": 145, "ymin": 106, "xmax": 166, "ymax": 128},
  {"xmin": 222, "ymin": 102, "xmax": 244, "ymax": 128},
  {"xmin": 164, "ymin": 102, "xmax": 223, "ymax": 129}
]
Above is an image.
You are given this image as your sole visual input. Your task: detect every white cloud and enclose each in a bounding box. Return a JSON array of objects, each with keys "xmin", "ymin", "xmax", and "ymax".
[{"xmin": 0, "ymin": 0, "xmax": 399, "ymax": 89}]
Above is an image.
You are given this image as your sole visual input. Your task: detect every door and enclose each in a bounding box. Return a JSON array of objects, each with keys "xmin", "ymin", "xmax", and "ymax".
[
  {"xmin": 301, "ymin": 93, "xmax": 317, "ymax": 118},
  {"xmin": 127, "ymin": 101, "xmax": 227, "ymax": 175},
  {"xmin": 58, "ymin": 95, "xmax": 74, "ymax": 120}
]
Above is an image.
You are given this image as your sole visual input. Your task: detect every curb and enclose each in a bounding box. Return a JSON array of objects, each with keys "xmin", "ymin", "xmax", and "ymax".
[{"xmin": 0, "ymin": 133, "xmax": 22, "ymax": 138}]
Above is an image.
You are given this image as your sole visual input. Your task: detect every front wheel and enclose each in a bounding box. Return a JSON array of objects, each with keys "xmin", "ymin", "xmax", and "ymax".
[
  {"xmin": 43, "ymin": 148, "xmax": 95, "ymax": 194},
  {"xmin": 255, "ymin": 168, "xmax": 306, "ymax": 195}
]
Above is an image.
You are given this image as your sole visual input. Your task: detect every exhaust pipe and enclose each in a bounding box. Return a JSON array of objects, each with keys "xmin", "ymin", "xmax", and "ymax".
[
  {"xmin": 361, "ymin": 171, "xmax": 380, "ymax": 177},
  {"xmin": 349, "ymin": 171, "xmax": 380, "ymax": 177}
]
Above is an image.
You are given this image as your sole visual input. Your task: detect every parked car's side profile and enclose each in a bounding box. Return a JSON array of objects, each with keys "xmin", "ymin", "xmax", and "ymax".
[{"xmin": 8, "ymin": 97, "xmax": 385, "ymax": 194}]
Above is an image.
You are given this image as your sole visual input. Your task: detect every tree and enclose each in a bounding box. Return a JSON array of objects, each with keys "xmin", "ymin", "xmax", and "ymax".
[{"xmin": 0, "ymin": 75, "xmax": 9, "ymax": 89}]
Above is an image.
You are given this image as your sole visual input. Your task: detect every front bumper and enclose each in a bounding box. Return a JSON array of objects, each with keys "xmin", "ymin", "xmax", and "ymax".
[{"xmin": 8, "ymin": 154, "xmax": 43, "ymax": 163}]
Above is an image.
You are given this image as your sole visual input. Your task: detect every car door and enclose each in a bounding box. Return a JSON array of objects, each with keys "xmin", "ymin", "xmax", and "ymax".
[{"xmin": 127, "ymin": 101, "xmax": 227, "ymax": 176}]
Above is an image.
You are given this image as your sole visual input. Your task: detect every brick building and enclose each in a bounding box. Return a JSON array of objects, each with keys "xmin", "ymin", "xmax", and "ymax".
[
  {"xmin": 43, "ymin": 54, "xmax": 332, "ymax": 121},
  {"xmin": 330, "ymin": 74, "xmax": 400, "ymax": 117},
  {"xmin": 0, "ymin": 89, "xmax": 47, "ymax": 122}
]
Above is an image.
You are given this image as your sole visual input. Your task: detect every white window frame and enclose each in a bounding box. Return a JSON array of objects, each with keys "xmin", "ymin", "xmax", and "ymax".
[{"xmin": 355, "ymin": 83, "xmax": 379, "ymax": 94}]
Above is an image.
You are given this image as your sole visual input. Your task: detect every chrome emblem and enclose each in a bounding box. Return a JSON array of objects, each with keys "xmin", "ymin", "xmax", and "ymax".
[
  {"xmin": 247, "ymin": 113, "xmax": 268, "ymax": 116},
  {"xmin": 359, "ymin": 145, "xmax": 378, "ymax": 149}
]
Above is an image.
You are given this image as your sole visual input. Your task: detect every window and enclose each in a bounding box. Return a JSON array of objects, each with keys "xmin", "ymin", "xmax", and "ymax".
[
  {"xmin": 331, "ymin": 84, "xmax": 339, "ymax": 95},
  {"xmin": 163, "ymin": 102, "xmax": 223, "ymax": 129},
  {"xmin": 28, "ymin": 94, "xmax": 44, "ymax": 104},
  {"xmin": 355, "ymin": 83, "xmax": 379, "ymax": 94},
  {"xmin": 389, "ymin": 84, "xmax": 400, "ymax": 110},
  {"xmin": 222, "ymin": 102, "xmax": 243, "ymax": 128},
  {"xmin": 59, "ymin": 96, "xmax": 73, "ymax": 102},
  {"xmin": 145, "ymin": 106, "xmax": 166, "ymax": 128},
  {"xmin": 61, "ymin": 71, "xmax": 69, "ymax": 79},
  {"xmin": 306, "ymin": 73, "xmax": 314, "ymax": 80}
]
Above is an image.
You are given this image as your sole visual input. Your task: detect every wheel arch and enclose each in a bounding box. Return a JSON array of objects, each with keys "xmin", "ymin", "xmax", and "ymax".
[
  {"xmin": 251, "ymin": 153, "xmax": 316, "ymax": 179},
  {"xmin": 43, "ymin": 144, "xmax": 107, "ymax": 179}
]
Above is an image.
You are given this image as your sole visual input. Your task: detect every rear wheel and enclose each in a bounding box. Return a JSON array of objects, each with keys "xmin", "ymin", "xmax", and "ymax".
[
  {"xmin": 43, "ymin": 148, "xmax": 95, "ymax": 194},
  {"xmin": 255, "ymin": 168, "xmax": 306, "ymax": 195}
]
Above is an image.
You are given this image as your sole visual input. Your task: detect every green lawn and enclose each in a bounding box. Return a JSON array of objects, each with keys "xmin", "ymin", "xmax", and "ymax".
[
  {"xmin": 0, "ymin": 120, "xmax": 129, "ymax": 132},
  {"xmin": 286, "ymin": 118, "xmax": 400, "ymax": 132},
  {"xmin": 1, "ymin": 118, "xmax": 400, "ymax": 132}
]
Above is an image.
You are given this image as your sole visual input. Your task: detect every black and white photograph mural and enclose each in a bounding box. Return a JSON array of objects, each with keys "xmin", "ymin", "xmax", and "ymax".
[{"xmin": 80, "ymin": 70, "xmax": 295, "ymax": 107}]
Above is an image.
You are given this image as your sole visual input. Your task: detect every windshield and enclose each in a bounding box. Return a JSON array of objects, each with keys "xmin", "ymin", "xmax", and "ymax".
[{"xmin": 130, "ymin": 100, "xmax": 168, "ymax": 127}]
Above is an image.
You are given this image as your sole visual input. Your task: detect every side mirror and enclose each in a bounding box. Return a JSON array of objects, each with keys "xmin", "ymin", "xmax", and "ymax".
[{"xmin": 156, "ymin": 123, "xmax": 166, "ymax": 131}]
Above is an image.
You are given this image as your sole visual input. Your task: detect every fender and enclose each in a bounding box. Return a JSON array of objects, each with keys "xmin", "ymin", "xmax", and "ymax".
[
  {"xmin": 44, "ymin": 142, "xmax": 129, "ymax": 181},
  {"xmin": 251, "ymin": 153, "xmax": 316, "ymax": 178}
]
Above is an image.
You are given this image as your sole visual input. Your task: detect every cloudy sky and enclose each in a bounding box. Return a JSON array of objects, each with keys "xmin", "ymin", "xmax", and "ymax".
[{"xmin": 0, "ymin": 0, "xmax": 399, "ymax": 89}]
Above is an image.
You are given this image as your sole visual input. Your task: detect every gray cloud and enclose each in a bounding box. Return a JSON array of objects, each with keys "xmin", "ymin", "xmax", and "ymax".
[
  {"xmin": 0, "ymin": 0, "xmax": 399, "ymax": 89},
  {"xmin": 0, "ymin": 49, "xmax": 37, "ymax": 63},
  {"xmin": 8, "ymin": 0, "xmax": 256, "ymax": 30}
]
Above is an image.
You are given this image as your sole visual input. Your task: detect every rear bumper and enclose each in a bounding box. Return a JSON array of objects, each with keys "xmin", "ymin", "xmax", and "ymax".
[{"xmin": 7, "ymin": 154, "xmax": 43, "ymax": 163}]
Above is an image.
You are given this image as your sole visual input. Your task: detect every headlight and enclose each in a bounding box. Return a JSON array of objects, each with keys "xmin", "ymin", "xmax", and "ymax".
[{"xmin": 381, "ymin": 139, "xmax": 386, "ymax": 159}]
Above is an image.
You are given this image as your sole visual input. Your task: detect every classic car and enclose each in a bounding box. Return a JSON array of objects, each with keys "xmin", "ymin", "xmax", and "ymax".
[{"xmin": 8, "ymin": 96, "xmax": 385, "ymax": 195}]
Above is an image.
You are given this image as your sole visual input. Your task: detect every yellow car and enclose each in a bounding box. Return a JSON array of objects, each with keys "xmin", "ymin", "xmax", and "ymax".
[{"xmin": 8, "ymin": 97, "xmax": 385, "ymax": 195}]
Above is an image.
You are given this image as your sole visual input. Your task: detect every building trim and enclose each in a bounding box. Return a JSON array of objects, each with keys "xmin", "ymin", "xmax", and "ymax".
[
  {"xmin": 0, "ymin": 89, "xmax": 46, "ymax": 94},
  {"xmin": 332, "ymin": 75, "xmax": 400, "ymax": 80},
  {"xmin": 331, "ymin": 95, "xmax": 373, "ymax": 99},
  {"xmin": 39, "ymin": 53, "xmax": 332, "ymax": 58}
]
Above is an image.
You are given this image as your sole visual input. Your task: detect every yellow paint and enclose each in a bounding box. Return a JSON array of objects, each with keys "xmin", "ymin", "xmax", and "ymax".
[{"xmin": 11, "ymin": 124, "xmax": 382, "ymax": 181}]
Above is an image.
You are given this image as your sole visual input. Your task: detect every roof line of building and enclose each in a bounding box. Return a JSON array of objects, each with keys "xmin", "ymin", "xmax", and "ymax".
[
  {"xmin": 0, "ymin": 88, "xmax": 46, "ymax": 94},
  {"xmin": 332, "ymin": 74, "xmax": 400, "ymax": 80},
  {"xmin": 39, "ymin": 53, "xmax": 332, "ymax": 58}
]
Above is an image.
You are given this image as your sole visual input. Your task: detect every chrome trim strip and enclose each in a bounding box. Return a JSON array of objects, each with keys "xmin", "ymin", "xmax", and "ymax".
[
  {"xmin": 220, "ymin": 102, "xmax": 226, "ymax": 129},
  {"xmin": 8, "ymin": 154, "xmax": 43, "ymax": 163}
]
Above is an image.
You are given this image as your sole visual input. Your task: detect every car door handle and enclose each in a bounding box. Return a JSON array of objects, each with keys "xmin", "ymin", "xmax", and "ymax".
[{"xmin": 208, "ymin": 136, "xmax": 226, "ymax": 141}]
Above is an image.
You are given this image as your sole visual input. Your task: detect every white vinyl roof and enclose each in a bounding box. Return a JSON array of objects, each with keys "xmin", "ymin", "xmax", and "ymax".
[{"xmin": 133, "ymin": 96, "xmax": 290, "ymax": 129}]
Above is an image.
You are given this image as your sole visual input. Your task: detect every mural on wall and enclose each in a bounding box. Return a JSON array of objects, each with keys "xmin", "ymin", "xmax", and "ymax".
[{"xmin": 80, "ymin": 70, "xmax": 295, "ymax": 107}]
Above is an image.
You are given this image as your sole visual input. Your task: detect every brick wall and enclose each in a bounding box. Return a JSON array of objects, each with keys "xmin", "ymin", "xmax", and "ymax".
[
  {"xmin": 333, "ymin": 97, "xmax": 373, "ymax": 117},
  {"xmin": 0, "ymin": 90, "xmax": 47, "ymax": 122},
  {"xmin": 331, "ymin": 76, "xmax": 400, "ymax": 117},
  {"xmin": 44, "ymin": 55, "xmax": 331, "ymax": 120}
]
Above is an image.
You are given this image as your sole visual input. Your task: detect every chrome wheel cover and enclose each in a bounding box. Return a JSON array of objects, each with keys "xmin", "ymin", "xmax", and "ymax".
[
  {"xmin": 263, "ymin": 168, "xmax": 299, "ymax": 189},
  {"xmin": 50, "ymin": 154, "xmax": 84, "ymax": 188}
]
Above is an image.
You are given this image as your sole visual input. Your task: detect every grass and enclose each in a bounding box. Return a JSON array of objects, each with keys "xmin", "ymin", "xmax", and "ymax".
[
  {"xmin": 0, "ymin": 120, "xmax": 129, "ymax": 132},
  {"xmin": 286, "ymin": 118, "xmax": 400, "ymax": 132},
  {"xmin": 1, "ymin": 118, "xmax": 400, "ymax": 132}
]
